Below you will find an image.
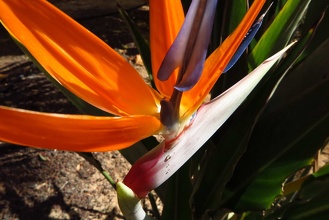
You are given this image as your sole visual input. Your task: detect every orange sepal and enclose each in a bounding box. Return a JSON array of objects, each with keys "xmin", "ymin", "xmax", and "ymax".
[
  {"xmin": 0, "ymin": 106, "xmax": 162, "ymax": 152},
  {"xmin": 149, "ymin": 0, "xmax": 184, "ymax": 97},
  {"xmin": 0, "ymin": 0, "xmax": 159, "ymax": 116},
  {"xmin": 181, "ymin": 0, "xmax": 266, "ymax": 119}
]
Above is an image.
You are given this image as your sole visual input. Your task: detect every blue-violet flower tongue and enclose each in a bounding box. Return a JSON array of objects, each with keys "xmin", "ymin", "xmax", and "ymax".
[
  {"xmin": 157, "ymin": 0, "xmax": 218, "ymax": 91},
  {"xmin": 223, "ymin": 2, "xmax": 273, "ymax": 73}
]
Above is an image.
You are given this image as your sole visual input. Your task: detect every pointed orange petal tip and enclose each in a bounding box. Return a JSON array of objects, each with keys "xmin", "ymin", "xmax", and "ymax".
[{"xmin": 0, "ymin": 106, "xmax": 163, "ymax": 152}]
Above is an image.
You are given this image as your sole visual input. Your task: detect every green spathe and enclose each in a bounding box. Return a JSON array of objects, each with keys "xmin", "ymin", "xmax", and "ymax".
[{"xmin": 116, "ymin": 181, "xmax": 154, "ymax": 220}]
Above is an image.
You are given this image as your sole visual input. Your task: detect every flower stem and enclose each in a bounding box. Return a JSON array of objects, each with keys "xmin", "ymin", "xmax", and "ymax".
[{"xmin": 78, "ymin": 152, "xmax": 116, "ymax": 189}]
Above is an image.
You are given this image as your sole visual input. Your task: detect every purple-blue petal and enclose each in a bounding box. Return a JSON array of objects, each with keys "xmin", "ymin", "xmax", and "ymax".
[
  {"xmin": 223, "ymin": 3, "xmax": 272, "ymax": 73},
  {"xmin": 223, "ymin": 16, "xmax": 263, "ymax": 73},
  {"xmin": 174, "ymin": 0, "xmax": 218, "ymax": 91},
  {"xmin": 157, "ymin": 0, "xmax": 200, "ymax": 81}
]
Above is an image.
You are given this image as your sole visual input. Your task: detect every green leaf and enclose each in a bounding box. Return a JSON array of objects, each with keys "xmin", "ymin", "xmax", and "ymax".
[
  {"xmin": 227, "ymin": 0, "xmax": 248, "ymax": 35},
  {"xmin": 270, "ymin": 11, "xmax": 325, "ymax": 76},
  {"xmin": 190, "ymin": 106, "xmax": 261, "ymax": 218},
  {"xmin": 190, "ymin": 75, "xmax": 275, "ymax": 217},
  {"xmin": 185, "ymin": 44, "xmax": 296, "ymax": 218},
  {"xmin": 222, "ymin": 39, "xmax": 329, "ymax": 212},
  {"xmin": 232, "ymin": 90, "xmax": 328, "ymax": 211},
  {"xmin": 295, "ymin": 1, "xmax": 329, "ymax": 63},
  {"xmin": 117, "ymin": 4, "xmax": 154, "ymax": 88},
  {"xmin": 190, "ymin": 24, "xmax": 320, "ymax": 216},
  {"xmin": 161, "ymin": 162, "xmax": 193, "ymax": 220},
  {"xmin": 209, "ymin": 0, "xmax": 247, "ymax": 52},
  {"xmin": 313, "ymin": 163, "xmax": 329, "ymax": 178},
  {"xmin": 249, "ymin": 0, "xmax": 311, "ymax": 69},
  {"xmin": 265, "ymin": 163, "xmax": 329, "ymax": 220},
  {"xmin": 210, "ymin": 0, "xmax": 248, "ymax": 97},
  {"xmin": 263, "ymin": 37, "xmax": 329, "ymax": 116}
]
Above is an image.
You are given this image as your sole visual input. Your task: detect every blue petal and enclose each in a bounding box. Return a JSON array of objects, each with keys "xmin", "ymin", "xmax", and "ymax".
[
  {"xmin": 157, "ymin": 0, "xmax": 218, "ymax": 92},
  {"xmin": 223, "ymin": 3, "xmax": 272, "ymax": 73},
  {"xmin": 157, "ymin": 0, "xmax": 201, "ymax": 81},
  {"xmin": 174, "ymin": 0, "xmax": 218, "ymax": 91}
]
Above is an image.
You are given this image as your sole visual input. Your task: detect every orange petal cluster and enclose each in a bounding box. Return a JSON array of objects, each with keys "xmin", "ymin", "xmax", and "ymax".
[{"xmin": 0, "ymin": 0, "xmax": 265, "ymax": 151}]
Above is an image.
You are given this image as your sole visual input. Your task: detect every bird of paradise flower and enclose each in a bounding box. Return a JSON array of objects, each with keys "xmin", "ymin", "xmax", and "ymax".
[
  {"xmin": 0, "ymin": 0, "xmax": 266, "ymax": 152},
  {"xmin": 0, "ymin": 2, "xmax": 299, "ymax": 216}
]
